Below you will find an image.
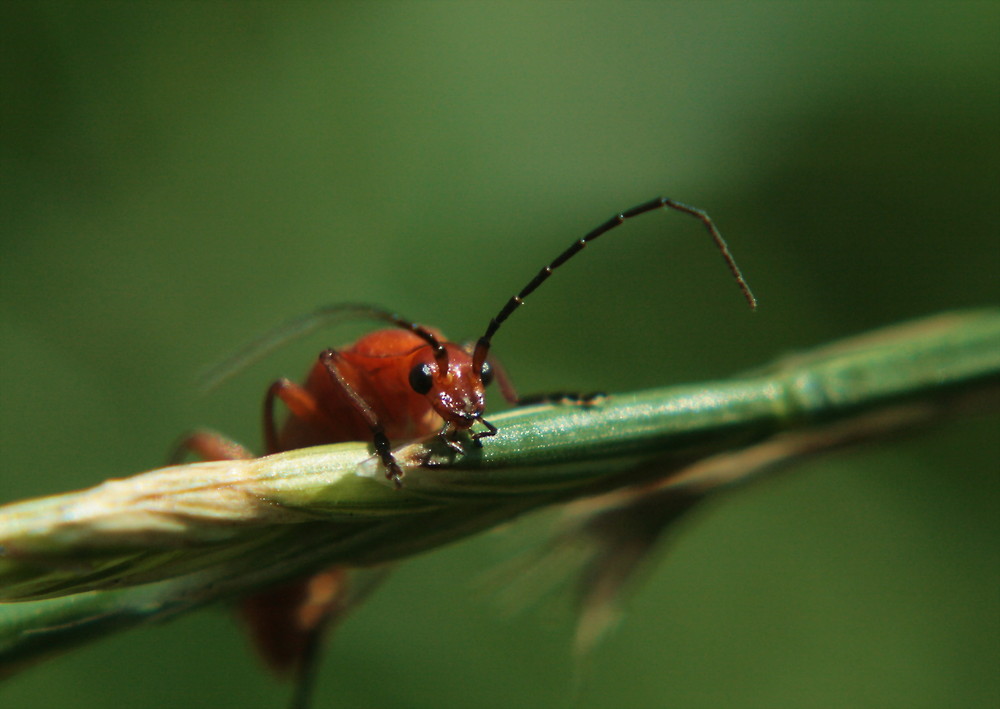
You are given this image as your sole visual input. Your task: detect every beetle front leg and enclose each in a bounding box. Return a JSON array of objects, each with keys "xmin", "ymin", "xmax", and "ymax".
[
  {"xmin": 371, "ymin": 426, "xmax": 405, "ymax": 488},
  {"xmin": 319, "ymin": 349, "xmax": 406, "ymax": 487},
  {"xmin": 438, "ymin": 423, "xmax": 466, "ymax": 454},
  {"xmin": 471, "ymin": 415, "xmax": 497, "ymax": 443}
]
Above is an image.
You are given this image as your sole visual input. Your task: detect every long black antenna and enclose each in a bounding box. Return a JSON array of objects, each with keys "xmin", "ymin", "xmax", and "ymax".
[{"xmin": 471, "ymin": 197, "xmax": 757, "ymax": 375}]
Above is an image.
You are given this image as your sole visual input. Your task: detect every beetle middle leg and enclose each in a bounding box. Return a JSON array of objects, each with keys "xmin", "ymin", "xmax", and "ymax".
[{"xmin": 263, "ymin": 377, "xmax": 343, "ymax": 455}]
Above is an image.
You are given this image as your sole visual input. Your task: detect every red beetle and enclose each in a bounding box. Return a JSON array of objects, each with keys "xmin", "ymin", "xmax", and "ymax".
[{"xmin": 180, "ymin": 197, "xmax": 756, "ymax": 705}]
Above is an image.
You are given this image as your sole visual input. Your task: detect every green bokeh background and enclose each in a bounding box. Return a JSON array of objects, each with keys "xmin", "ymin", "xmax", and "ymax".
[{"xmin": 2, "ymin": 3, "xmax": 998, "ymax": 708}]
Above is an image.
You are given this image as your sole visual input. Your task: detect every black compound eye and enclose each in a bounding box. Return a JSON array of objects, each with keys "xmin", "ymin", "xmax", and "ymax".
[
  {"xmin": 408, "ymin": 362, "xmax": 434, "ymax": 394},
  {"xmin": 479, "ymin": 360, "xmax": 494, "ymax": 386}
]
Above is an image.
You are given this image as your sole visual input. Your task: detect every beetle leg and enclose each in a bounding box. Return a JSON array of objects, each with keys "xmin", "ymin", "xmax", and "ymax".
[
  {"xmin": 435, "ymin": 422, "xmax": 465, "ymax": 454},
  {"xmin": 487, "ymin": 354, "xmax": 519, "ymax": 404},
  {"xmin": 169, "ymin": 429, "xmax": 253, "ymax": 463},
  {"xmin": 264, "ymin": 377, "xmax": 344, "ymax": 455},
  {"xmin": 318, "ymin": 349, "xmax": 404, "ymax": 486},
  {"xmin": 471, "ymin": 415, "xmax": 497, "ymax": 442}
]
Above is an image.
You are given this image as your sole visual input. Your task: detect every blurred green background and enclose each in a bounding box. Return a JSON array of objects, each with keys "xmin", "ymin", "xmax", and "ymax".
[{"xmin": 2, "ymin": 2, "xmax": 998, "ymax": 708}]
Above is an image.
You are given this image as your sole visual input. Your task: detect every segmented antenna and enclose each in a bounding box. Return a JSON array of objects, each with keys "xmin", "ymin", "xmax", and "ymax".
[
  {"xmin": 199, "ymin": 303, "xmax": 445, "ymax": 391},
  {"xmin": 471, "ymin": 197, "xmax": 757, "ymax": 375}
]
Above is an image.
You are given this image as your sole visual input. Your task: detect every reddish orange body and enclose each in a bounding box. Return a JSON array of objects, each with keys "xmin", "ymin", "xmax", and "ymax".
[
  {"xmin": 181, "ymin": 322, "xmax": 502, "ymax": 681},
  {"xmin": 227, "ymin": 321, "xmax": 504, "ymax": 680}
]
